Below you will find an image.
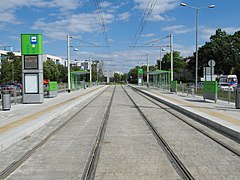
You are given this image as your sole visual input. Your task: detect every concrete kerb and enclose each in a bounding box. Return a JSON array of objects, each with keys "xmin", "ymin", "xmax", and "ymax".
[{"xmin": 129, "ymin": 85, "xmax": 240, "ymax": 141}]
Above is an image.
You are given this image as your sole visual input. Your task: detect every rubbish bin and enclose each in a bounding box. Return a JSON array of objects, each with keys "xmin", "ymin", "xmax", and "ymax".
[
  {"xmin": 2, "ymin": 90, "xmax": 11, "ymax": 111},
  {"xmin": 235, "ymin": 89, "xmax": 240, "ymax": 109}
]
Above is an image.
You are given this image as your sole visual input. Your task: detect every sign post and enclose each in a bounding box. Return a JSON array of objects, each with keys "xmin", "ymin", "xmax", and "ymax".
[
  {"xmin": 21, "ymin": 34, "xmax": 44, "ymax": 103},
  {"xmin": 208, "ymin": 59, "xmax": 215, "ymax": 81}
]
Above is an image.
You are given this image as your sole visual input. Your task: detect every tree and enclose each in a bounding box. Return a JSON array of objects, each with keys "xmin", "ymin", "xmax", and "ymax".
[
  {"xmin": 128, "ymin": 66, "xmax": 139, "ymax": 84},
  {"xmin": 43, "ymin": 60, "xmax": 60, "ymax": 81},
  {"xmin": 161, "ymin": 51, "xmax": 187, "ymax": 81},
  {"xmin": 121, "ymin": 73, "xmax": 128, "ymax": 82},
  {"xmin": 97, "ymin": 61, "xmax": 104, "ymax": 82},
  {"xmin": 113, "ymin": 73, "xmax": 121, "ymax": 82},
  {"xmin": 196, "ymin": 29, "xmax": 240, "ymax": 79},
  {"xmin": 128, "ymin": 64, "xmax": 157, "ymax": 84},
  {"xmin": 198, "ymin": 29, "xmax": 233, "ymax": 75},
  {"xmin": 57, "ymin": 64, "xmax": 67, "ymax": 83},
  {"xmin": 231, "ymin": 31, "xmax": 240, "ymax": 78},
  {"xmin": 0, "ymin": 52, "xmax": 22, "ymax": 84},
  {"xmin": 0, "ymin": 59, "xmax": 12, "ymax": 84}
]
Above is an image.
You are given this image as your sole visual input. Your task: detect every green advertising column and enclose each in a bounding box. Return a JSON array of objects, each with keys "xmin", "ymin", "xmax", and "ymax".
[
  {"xmin": 203, "ymin": 81, "xmax": 218, "ymax": 102},
  {"xmin": 21, "ymin": 34, "xmax": 44, "ymax": 103}
]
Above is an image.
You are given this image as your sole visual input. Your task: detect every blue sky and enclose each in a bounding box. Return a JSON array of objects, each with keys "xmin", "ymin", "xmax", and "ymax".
[{"xmin": 0, "ymin": 0, "xmax": 240, "ymax": 73}]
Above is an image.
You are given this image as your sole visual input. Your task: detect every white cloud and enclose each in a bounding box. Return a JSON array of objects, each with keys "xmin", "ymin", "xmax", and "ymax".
[
  {"xmin": 200, "ymin": 26, "xmax": 240, "ymax": 41},
  {"xmin": 117, "ymin": 12, "xmax": 131, "ymax": 21},
  {"xmin": 141, "ymin": 33, "xmax": 155, "ymax": 37},
  {"xmin": 0, "ymin": 0, "xmax": 84, "ymax": 12},
  {"xmin": 173, "ymin": 44, "xmax": 195, "ymax": 57},
  {"xmin": 162, "ymin": 25, "xmax": 192, "ymax": 34},
  {"xmin": 0, "ymin": 0, "xmax": 85, "ymax": 26},
  {"xmin": 133, "ymin": 0, "xmax": 181, "ymax": 21},
  {"xmin": 49, "ymin": 0, "xmax": 84, "ymax": 11},
  {"xmin": 99, "ymin": 1, "xmax": 112, "ymax": 8},
  {"xmin": 199, "ymin": 27, "xmax": 215, "ymax": 41},
  {"xmin": 32, "ymin": 12, "xmax": 115, "ymax": 40},
  {"xmin": 223, "ymin": 27, "xmax": 240, "ymax": 34},
  {"xmin": 0, "ymin": 12, "xmax": 21, "ymax": 24},
  {"xmin": 0, "ymin": 0, "xmax": 49, "ymax": 11}
]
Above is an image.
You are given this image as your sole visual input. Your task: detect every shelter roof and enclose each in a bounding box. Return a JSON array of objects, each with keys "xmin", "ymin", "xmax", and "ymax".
[
  {"xmin": 71, "ymin": 70, "xmax": 89, "ymax": 75},
  {"xmin": 146, "ymin": 70, "xmax": 171, "ymax": 75}
]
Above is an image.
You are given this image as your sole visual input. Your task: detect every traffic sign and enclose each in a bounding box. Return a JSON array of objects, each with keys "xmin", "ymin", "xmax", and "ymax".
[{"xmin": 208, "ymin": 59, "xmax": 216, "ymax": 67}]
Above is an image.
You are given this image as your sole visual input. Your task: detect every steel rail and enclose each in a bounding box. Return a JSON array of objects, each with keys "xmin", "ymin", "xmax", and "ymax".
[
  {"xmin": 122, "ymin": 85, "xmax": 194, "ymax": 180},
  {"xmin": 82, "ymin": 86, "xmax": 116, "ymax": 180},
  {"xmin": 0, "ymin": 86, "xmax": 110, "ymax": 180},
  {"xmin": 131, "ymin": 86, "xmax": 240, "ymax": 157}
]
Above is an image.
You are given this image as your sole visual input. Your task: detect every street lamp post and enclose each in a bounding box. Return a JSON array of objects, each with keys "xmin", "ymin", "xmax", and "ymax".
[{"xmin": 180, "ymin": 2, "xmax": 215, "ymax": 91}]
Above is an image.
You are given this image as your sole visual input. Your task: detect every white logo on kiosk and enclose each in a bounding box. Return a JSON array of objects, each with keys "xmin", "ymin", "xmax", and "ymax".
[{"xmin": 30, "ymin": 36, "xmax": 38, "ymax": 47}]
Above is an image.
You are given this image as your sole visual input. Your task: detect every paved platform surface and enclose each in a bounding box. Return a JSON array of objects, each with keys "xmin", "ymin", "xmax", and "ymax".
[
  {"xmin": 131, "ymin": 85, "xmax": 240, "ymax": 141},
  {"xmin": 0, "ymin": 86, "xmax": 105, "ymax": 152}
]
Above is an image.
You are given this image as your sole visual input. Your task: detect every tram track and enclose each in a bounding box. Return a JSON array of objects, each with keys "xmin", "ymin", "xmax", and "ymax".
[
  {"xmin": 0, "ymin": 86, "xmax": 111, "ymax": 180},
  {"xmin": 82, "ymin": 86, "xmax": 116, "ymax": 180},
  {"xmin": 121, "ymin": 85, "xmax": 195, "ymax": 180},
  {"xmin": 130, "ymin": 86, "xmax": 240, "ymax": 157}
]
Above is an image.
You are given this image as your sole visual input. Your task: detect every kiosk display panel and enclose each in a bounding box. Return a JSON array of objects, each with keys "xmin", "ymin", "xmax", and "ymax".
[
  {"xmin": 24, "ymin": 55, "xmax": 38, "ymax": 69},
  {"xmin": 24, "ymin": 73, "xmax": 39, "ymax": 94}
]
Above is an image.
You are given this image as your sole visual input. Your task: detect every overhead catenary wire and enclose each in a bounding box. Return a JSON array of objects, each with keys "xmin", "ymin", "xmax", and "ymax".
[
  {"xmin": 93, "ymin": 0, "xmax": 113, "ymax": 67},
  {"xmin": 94, "ymin": 0, "xmax": 110, "ymax": 48},
  {"xmin": 129, "ymin": 0, "xmax": 158, "ymax": 55},
  {"xmin": 71, "ymin": 37, "xmax": 98, "ymax": 47},
  {"xmin": 144, "ymin": 35, "xmax": 170, "ymax": 46}
]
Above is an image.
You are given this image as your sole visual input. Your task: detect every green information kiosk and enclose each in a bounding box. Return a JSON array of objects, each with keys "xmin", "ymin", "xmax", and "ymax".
[
  {"xmin": 21, "ymin": 34, "xmax": 44, "ymax": 103},
  {"xmin": 138, "ymin": 68, "xmax": 143, "ymax": 86}
]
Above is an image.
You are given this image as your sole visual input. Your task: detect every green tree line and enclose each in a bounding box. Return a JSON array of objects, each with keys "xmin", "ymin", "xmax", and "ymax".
[
  {"xmin": 0, "ymin": 54, "xmax": 104, "ymax": 84},
  {"xmin": 128, "ymin": 28, "xmax": 240, "ymax": 83},
  {"xmin": 0, "ymin": 52, "xmax": 22, "ymax": 84}
]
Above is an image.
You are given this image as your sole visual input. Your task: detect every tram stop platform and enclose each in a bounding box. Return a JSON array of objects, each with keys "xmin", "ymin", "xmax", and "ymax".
[
  {"xmin": 130, "ymin": 85, "xmax": 240, "ymax": 142},
  {"xmin": 0, "ymin": 85, "xmax": 106, "ymax": 152}
]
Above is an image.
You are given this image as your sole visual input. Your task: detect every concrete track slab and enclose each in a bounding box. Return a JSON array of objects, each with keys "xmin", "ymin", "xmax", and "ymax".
[
  {"xmin": 130, "ymin": 85, "xmax": 240, "ymax": 141},
  {"xmin": 0, "ymin": 86, "xmax": 106, "ymax": 152}
]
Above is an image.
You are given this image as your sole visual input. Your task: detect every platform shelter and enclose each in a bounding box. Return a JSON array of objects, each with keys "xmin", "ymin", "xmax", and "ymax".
[
  {"xmin": 147, "ymin": 70, "xmax": 171, "ymax": 90},
  {"xmin": 70, "ymin": 71, "xmax": 89, "ymax": 90}
]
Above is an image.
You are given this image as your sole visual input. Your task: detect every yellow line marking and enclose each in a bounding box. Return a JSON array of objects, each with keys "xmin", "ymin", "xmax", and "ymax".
[
  {"xmin": 150, "ymin": 91, "xmax": 240, "ymax": 125},
  {"xmin": 0, "ymin": 87, "xmax": 104, "ymax": 133}
]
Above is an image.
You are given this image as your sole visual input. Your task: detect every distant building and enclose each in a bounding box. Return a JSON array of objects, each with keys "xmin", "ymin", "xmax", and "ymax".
[
  {"xmin": 42, "ymin": 54, "xmax": 66, "ymax": 66},
  {"xmin": 71, "ymin": 60, "xmax": 90, "ymax": 70}
]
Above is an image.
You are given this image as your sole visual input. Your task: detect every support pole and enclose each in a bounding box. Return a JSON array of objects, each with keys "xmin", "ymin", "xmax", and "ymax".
[
  {"xmin": 170, "ymin": 34, "xmax": 173, "ymax": 81},
  {"xmin": 89, "ymin": 55, "xmax": 92, "ymax": 86},
  {"xmin": 67, "ymin": 35, "xmax": 71, "ymax": 93},
  {"xmin": 147, "ymin": 54, "xmax": 149, "ymax": 87},
  {"xmin": 195, "ymin": 8, "xmax": 199, "ymax": 91}
]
